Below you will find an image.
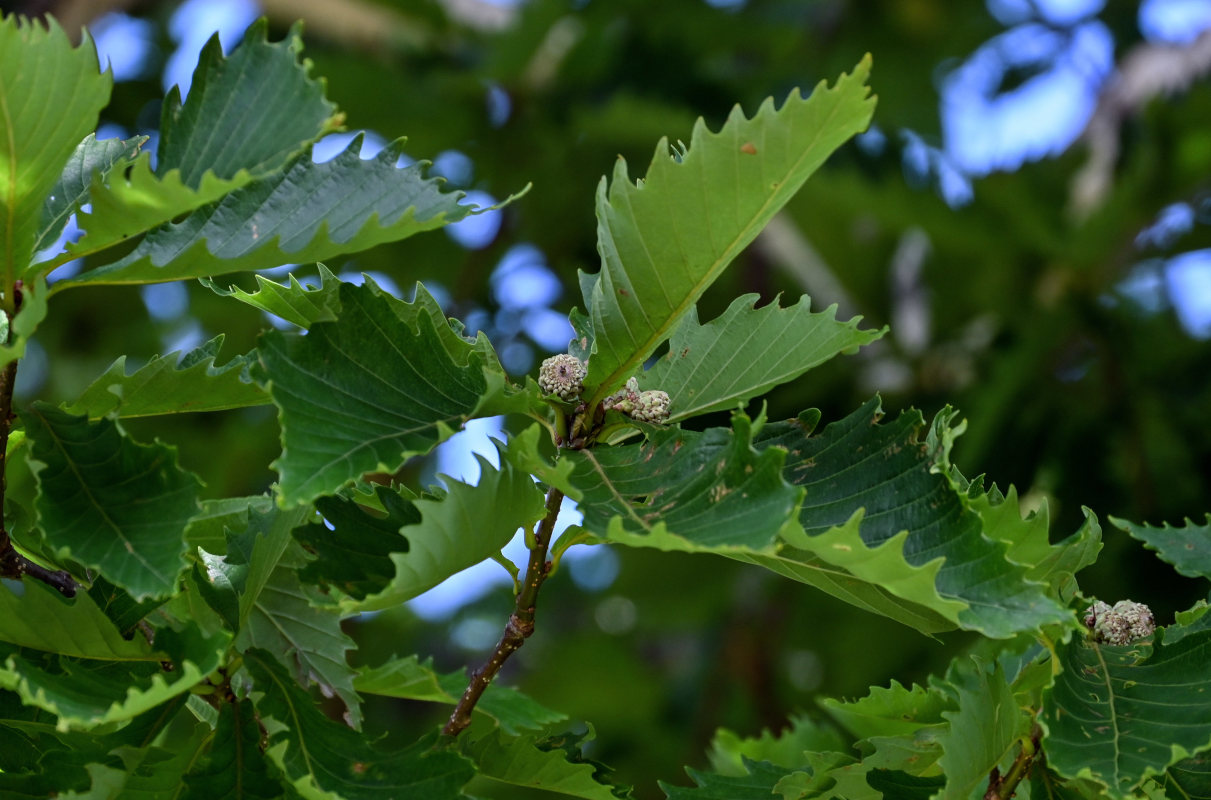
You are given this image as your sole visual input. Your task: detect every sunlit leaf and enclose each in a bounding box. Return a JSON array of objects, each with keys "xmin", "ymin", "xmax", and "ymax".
[
  {"xmin": 819, "ymin": 680, "xmax": 953, "ymax": 741},
  {"xmin": 0, "ymin": 580, "xmax": 155, "ymax": 660},
  {"xmin": 55, "ymin": 139, "xmax": 512, "ymax": 289},
  {"xmin": 201, "ymin": 263, "xmax": 342, "ymax": 329},
  {"xmin": 935, "ymin": 659, "xmax": 1027, "ymax": 800},
  {"xmin": 0, "ymin": 14, "xmax": 110, "ymax": 281},
  {"xmin": 580, "ymin": 58, "xmax": 875, "ymax": 406},
  {"xmin": 65, "ymin": 335, "xmax": 266, "ymax": 419},
  {"xmin": 975, "ymin": 486, "xmax": 1102, "ymax": 596},
  {"xmin": 0, "ymin": 625, "xmax": 228, "ymax": 730},
  {"xmin": 641, "ymin": 293, "xmax": 883, "ymax": 422},
  {"xmin": 340, "ymin": 448, "xmax": 547, "ymax": 612},
  {"xmin": 34, "ymin": 133, "xmax": 144, "ymax": 256},
  {"xmin": 708, "ymin": 714, "xmax": 847, "ymax": 777}
]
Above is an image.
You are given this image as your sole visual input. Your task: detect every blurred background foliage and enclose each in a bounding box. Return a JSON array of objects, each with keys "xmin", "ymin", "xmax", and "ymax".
[{"xmin": 4, "ymin": 0, "xmax": 1211, "ymax": 795}]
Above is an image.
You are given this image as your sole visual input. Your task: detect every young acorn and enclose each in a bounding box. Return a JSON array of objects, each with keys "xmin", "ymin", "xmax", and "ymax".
[
  {"xmin": 1083, "ymin": 599, "xmax": 1155, "ymax": 645},
  {"xmin": 538, "ymin": 354, "xmax": 587, "ymax": 400},
  {"xmin": 602, "ymin": 377, "xmax": 671, "ymax": 424}
]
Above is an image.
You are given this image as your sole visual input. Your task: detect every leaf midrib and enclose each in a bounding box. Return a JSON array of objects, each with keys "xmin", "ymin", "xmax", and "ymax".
[
  {"xmin": 31, "ymin": 408, "xmax": 172, "ymax": 590},
  {"xmin": 587, "ymin": 94, "xmax": 850, "ymax": 409}
]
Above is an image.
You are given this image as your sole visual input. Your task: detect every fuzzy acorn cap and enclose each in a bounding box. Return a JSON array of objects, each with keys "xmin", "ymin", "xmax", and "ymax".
[
  {"xmin": 630, "ymin": 390, "xmax": 670, "ymax": 424},
  {"xmin": 538, "ymin": 354, "xmax": 587, "ymax": 400},
  {"xmin": 1085, "ymin": 599, "xmax": 1155, "ymax": 645}
]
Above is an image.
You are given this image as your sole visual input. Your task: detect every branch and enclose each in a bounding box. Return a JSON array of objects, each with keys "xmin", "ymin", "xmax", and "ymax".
[
  {"xmin": 442, "ymin": 485, "xmax": 565, "ymax": 737},
  {"xmin": 1071, "ymin": 27, "xmax": 1211, "ymax": 217},
  {"xmin": 0, "ymin": 301, "xmax": 78, "ymax": 598}
]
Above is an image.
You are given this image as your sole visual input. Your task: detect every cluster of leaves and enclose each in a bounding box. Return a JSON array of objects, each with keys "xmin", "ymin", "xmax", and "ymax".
[{"xmin": 0, "ymin": 11, "xmax": 1208, "ymax": 799}]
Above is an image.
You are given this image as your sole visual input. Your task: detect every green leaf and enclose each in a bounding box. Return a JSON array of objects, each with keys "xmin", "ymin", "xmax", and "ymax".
[
  {"xmin": 64, "ymin": 335, "xmax": 267, "ymax": 419},
  {"xmin": 182, "ymin": 699, "xmax": 286, "ymax": 800},
  {"xmin": 0, "ymin": 14, "xmax": 111, "ymax": 280},
  {"xmin": 343, "ymin": 447, "xmax": 548, "ymax": 612},
  {"xmin": 462, "ymin": 728, "xmax": 633, "ymax": 799},
  {"xmin": 580, "ymin": 57, "xmax": 875, "ymax": 406},
  {"xmin": 34, "ymin": 133, "xmax": 145, "ymax": 256},
  {"xmin": 0, "ymin": 274, "xmax": 50, "ymax": 366},
  {"xmin": 201, "ymin": 504, "xmax": 362, "ymax": 725},
  {"xmin": 354, "ymin": 654, "xmax": 567, "ymax": 734},
  {"xmin": 156, "ymin": 21, "xmax": 338, "ymax": 187},
  {"xmin": 566, "ymin": 412, "xmax": 802, "ymax": 551},
  {"xmin": 233, "ymin": 543, "xmax": 361, "ymax": 728},
  {"xmin": 1111, "ymin": 514, "xmax": 1211, "ymax": 580},
  {"xmin": 864, "ymin": 770, "xmax": 945, "ymax": 800},
  {"xmin": 184, "ymin": 494, "xmax": 275, "ymax": 554},
  {"xmin": 935, "ymin": 659, "xmax": 1027, "ymax": 800},
  {"xmin": 819, "ymin": 680, "xmax": 953, "ymax": 741},
  {"xmin": 54, "ymin": 138, "xmax": 511, "ymax": 289},
  {"xmin": 753, "ymin": 399, "xmax": 1069, "ymax": 637},
  {"xmin": 258, "ymin": 281, "xmax": 495, "ymax": 505},
  {"xmin": 1159, "ymin": 752, "xmax": 1211, "ymax": 799},
  {"xmin": 0, "ymin": 580, "xmax": 155, "ymax": 660},
  {"xmin": 975, "ymin": 486, "xmax": 1103, "ymax": 596},
  {"xmin": 245, "ymin": 649, "xmax": 474, "ymax": 799},
  {"xmin": 0, "ymin": 625, "xmax": 228, "ymax": 731},
  {"xmin": 294, "ymin": 485, "xmax": 417, "ymax": 602},
  {"xmin": 736, "ymin": 512, "xmax": 965, "ymax": 635},
  {"xmin": 1041, "ymin": 626, "xmax": 1211, "ymax": 797},
  {"xmin": 24, "ymin": 404, "xmax": 202, "ymax": 600},
  {"xmin": 40, "ymin": 153, "xmax": 252, "ymax": 275},
  {"xmin": 201, "ymin": 263, "xmax": 342, "ymax": 329},
  {"xmin": 0, "ymin": 750, "xmax": 94, "ymax": 797},
  {"xmin": 74, "ymin": 722, "xmax": 212, "ymax": 799},
  {"xmin": 708, "ymin": 715, "xmax": 847, "ymax": 776},
  {"xmin": 660, "ymin": 759, "xmax": 806, "ymax": 799},
  {"xmin": 86, "ymin": 576, "xmax": 167, "ymax": 638},
  {"xmin": 642, "ymin": 293, "xmax": 883, "ymax": 422}
]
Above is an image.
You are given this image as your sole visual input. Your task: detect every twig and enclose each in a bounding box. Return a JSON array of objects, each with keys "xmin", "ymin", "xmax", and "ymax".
[
  {"xmin": 985, "ymin": 726, "xmax": 1041, "ymax": 800},
  {"xmin": 442, "ymin": 485, "xmax": 565, "ymax": 737},
  {"xmin": 0, "ymin": 304, "xmax": 78, "ymax": 598}
]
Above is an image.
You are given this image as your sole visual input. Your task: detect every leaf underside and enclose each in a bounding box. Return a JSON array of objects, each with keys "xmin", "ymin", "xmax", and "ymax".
[
  {"xmin": 581, "ymin": 56, "xmax": 876, "ymax": 405},
  {"xmin": 642, "ymin": 292, "xmax": 883, "ymax": 422}
]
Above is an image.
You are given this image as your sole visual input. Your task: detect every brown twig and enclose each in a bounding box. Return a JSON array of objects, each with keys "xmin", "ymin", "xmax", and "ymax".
[
  {"xmin": 0, "ymin": 303, "xmax": 78, "ymax": 598},
  {"xmin": 442, "ymin": 485, "xmax": 565, "ymax": 737}
]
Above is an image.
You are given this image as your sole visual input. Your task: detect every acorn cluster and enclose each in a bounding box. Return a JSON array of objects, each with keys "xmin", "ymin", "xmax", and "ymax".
[
  {"xmin": 602, "ymin": 377, "xmax": 671, "ymax": 424},
  {"xmin": 1084, "ymin": 599, "xmax": 1155, "ymax": 645},
  {"xmin": 537, "ymin": 356, "xmax": 671, "ymax": 424}
]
